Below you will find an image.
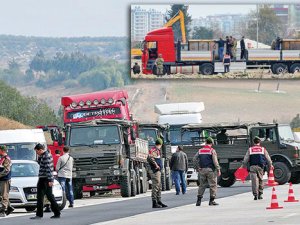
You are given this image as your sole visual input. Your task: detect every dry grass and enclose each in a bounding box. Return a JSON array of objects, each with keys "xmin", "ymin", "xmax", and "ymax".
[{"xmin": 0, "ymin": 117, "xmax": 31, "ymax": 130}]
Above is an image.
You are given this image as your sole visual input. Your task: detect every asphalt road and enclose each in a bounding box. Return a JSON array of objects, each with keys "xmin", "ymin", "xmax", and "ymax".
[{"xmin": 0, "ymin": 183, "xmax": 253, "ymax": 225}]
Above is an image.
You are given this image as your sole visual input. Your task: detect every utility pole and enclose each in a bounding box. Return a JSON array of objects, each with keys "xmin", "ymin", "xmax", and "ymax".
[{"xmin": 256, "ymin": 4, "xmax": 259, "ymax": 49}]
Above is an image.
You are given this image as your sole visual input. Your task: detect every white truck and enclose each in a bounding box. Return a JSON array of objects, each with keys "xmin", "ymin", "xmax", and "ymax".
[
  {"xmin": 0, "ymin": 129, "xmax": 47, "ymax": 160},
  {"xmin": 155, "ymin": 102, "xmax": 205, "ymax": 185}
]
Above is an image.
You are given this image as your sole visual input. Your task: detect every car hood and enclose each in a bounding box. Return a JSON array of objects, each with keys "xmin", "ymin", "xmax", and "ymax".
[{"xmin": 11, "ymin": 177, "xmax": 38, "ymax": 187}]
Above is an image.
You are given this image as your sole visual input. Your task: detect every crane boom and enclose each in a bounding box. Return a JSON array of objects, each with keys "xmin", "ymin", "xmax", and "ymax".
[{"xmin": 164, "ymin": 10, "xmax": 186, "ymax": 44}]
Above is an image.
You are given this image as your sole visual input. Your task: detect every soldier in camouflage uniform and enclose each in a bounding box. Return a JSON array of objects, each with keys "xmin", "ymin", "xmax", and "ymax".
[
  {"xmin": 0, "ymin": 145, "xmax": 14, "ymax": 217},
  {"xmin": 154, "ymin": 54, "xmax": 164, "ymax": 76},
  {"xmin": 147, "ymin": 138, "xmax": 167, "ymax": 208},
  {"xmin": 241, "ymin": 136, "xmax": 273, "ymax": 200},
  {"xmin": 193, "ymin": 137, "xmax": 221, "ymax": 206}
]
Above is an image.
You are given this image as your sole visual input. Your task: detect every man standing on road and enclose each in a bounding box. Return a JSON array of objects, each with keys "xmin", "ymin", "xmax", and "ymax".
[
  {"xmin": 154, "ymin": 54, "xmax": 164, "ymax": 76},
  {"xmin": 0, "ymin": 146, "xmax": 14, "ymax": 217},
  {"xmin": 30, "ymin": 143, "xmax": 61, "ymax": 219},
  {"xmin": 193, "ymin": 137, "xmax": 221, "ymax": 206},
  {"xmin": 170, "ymin": 145, "xmax": 188, "ymax": 195},
  {"xmin": 241, "ymin": 136, "xmax": 273, "ymax": 200},
  {"xmin": 56, "ymin": 146, "xmax": 74, "ymax": 208},
  {"xmin": 147, "ymin": 138, "xmax": 167, "ymax": 208}
]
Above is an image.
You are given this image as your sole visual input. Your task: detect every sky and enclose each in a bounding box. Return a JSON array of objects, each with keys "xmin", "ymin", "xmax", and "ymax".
[{"xmin": 0, "ymin": 0, "xmax": 298, "ymax": 37}]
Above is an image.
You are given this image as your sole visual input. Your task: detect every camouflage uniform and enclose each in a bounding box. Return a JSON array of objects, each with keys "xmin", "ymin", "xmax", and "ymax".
[
  {"xmin": 155, "ymin": 57, "xmax": 164, "ymax": 75},
  {"xmin": 0, "ymin": 154, "xmax": 12, "ymax": 216},
  {"xmin": 147, "ymin": 147, "xmax": 162, "ymax": 202},
  {"xmin": 242, "ymin": 144, "xmax": 272, "ymax": 199},
  {"xmin": 193, "ymin": 144, "xmax": 220, "ymax": 206}
]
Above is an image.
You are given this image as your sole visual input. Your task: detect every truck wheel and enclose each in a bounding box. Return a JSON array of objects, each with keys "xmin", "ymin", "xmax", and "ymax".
[
  {"xmin": 165, "ymin": 168, "xmax": 172, "ymax": 191},
  {"xmin": 120, "ymin": 172, "xmax": 132, "ymax": 197},
  {"xmin": 136, "ymin": 169, "xmax": 141, "ymax": 195},
  {"xmin": 161, "ymin": 170, "xmax": 166, "ymax": 191},
  {"xmin": 273, "ymin": 162, "xmax": 291, "ymax": 185},
  {"xmin": 131, "ymin": 170, "xmax": 137, "ymax": 197},
  {"xmin": 272, "ymin": 63, "xmax": 288, "ymax": 74},
  {"xmin": 25, "ymin": 206, "xmax": 36, "ymax": 212},
  {"xmin": 73, "ymin": 181, "xmax": 83, "ymax": 199},
  {"xmin": 140, "ymin": 167, "xmax": 147, "ymax": 193},
  {"xmin": 290, "ymin": 63, "xmax": 300, "ymax": 74},
  {"xmin": 200, "ymin": 63, "xmax": 214, "ymax": 75},
  {"xmin": 289, "ymin": 172, "xmax": 300, "ymax": 184},
  {"xmin": 58, "ymin": 192, "xmax": 67, "ymax": 211},
  {"xmin": 218, "ymin": 173, "xmax": 236, "ymax": 187}
]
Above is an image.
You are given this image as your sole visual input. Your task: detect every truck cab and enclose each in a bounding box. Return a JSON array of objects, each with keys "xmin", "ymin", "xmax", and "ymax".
[{"xmin": 181, "ymin": 123, "xmax": 300, "ymax": 187}]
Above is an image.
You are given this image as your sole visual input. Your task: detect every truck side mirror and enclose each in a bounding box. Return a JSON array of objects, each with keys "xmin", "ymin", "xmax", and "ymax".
[{"xmin": 130, "ymin": 127, "xmax": 136, "ymax": 141}]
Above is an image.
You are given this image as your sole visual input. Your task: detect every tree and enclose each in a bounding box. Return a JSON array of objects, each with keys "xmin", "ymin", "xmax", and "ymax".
[
  {"xmin": 166, "ymin": 4, "xmax": 192, "ymax": 42},
  {"xmin": 245, "ymin": 5, "xmax": 284, "ymax": 45},
  {"xmin": 290, "ymin": 114, "xmax": 300, "ymax": 129},
  {"xmin": 192, "ymin": 26, "xmax": 214, "ymax": 39}
]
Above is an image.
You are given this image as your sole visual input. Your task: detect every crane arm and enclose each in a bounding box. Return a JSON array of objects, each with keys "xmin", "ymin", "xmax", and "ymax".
[{"xmin": 164, "ymin": 10, "xmax": 186, "ymax": 44}]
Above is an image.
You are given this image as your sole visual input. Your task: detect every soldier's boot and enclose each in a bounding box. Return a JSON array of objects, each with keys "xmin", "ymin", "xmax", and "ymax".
[
  {"xmin": 6, "ymin": 205, "xmax": 15, "ymax": 216},
  {"xmin": 196, "ymin": 196, "xmax": 202, "ymax": 206},
  {"xmin": 157, "ymin": 200, "xmax": 168, "ymax": 208},
  {"xmin": 209, "ymin": 198, "xmax": 219, "ymax": 206},
  {"xmin": 152, "ymin": 200, "xmax": 162, "ymax": 208}
]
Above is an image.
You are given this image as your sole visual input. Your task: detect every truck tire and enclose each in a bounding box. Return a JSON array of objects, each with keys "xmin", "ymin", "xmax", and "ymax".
[
  {"xmin": 272, "ymin": 63, "xmax": 288, "ymax": 74},
  {"xmin": 290, "ymin": 63, "xmax": 300, "ymax": 74},
  {"xmin": 58, "ymin": 192, "xmax": 67, "ymax": 211},
  {"xmin": 200, "ymin": 63, "xmax": 214, "ymax": 75},
  {"xmin": 218, "ymin": 173, "xmax": 236, "ymax": 187},
  {"xmin": 273, "ymin": 162, "xmax": 291, "ymax": 185},
  {"xmin": 289, "ymin": 172, "xmax": 300, "ymax": 184},
  {"xmin": 131, "ymin": 170, "xmax": 137, "ymax": 197},
  {"xmin": 165, "ymin": 167, "xmax": 172, "ymax": 191},
  {"xmin": 136, "ymin": 168, "xmax": 141, "ymax": 195},
  {"xmin": 120, "ymin": 172, "xmax": 131, "ymax": 197},
  {"xmin": 161, "ymin": 170, "xmax": 166, "ymax": 191},
  {"xmin": 73, "ymin": 181, "xmax": 83, "ymax": 199},
  {"xmin": 140, "ymin": 166, "xmax": 148, "ymax": 193}
]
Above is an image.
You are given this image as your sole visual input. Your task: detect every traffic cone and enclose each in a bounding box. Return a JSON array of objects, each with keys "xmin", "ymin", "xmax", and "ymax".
[
  {"xmin": 266, "ymin": 187, "xmax": 283, "ymax": 209},
  {"xmin": 284, "ymin": 183, "xmax": 299, "ymax": 202},
  {"xmin": 265, "ymin": 167, "xmax": 278, "ymax": 186}
]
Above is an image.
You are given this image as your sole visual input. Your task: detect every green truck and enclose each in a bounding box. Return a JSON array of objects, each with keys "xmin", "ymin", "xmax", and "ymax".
[{"xmin": 181, "ymin": 122, "xmax": 300, "ymax": 187}]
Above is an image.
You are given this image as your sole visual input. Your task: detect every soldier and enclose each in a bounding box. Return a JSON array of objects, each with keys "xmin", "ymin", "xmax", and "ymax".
[
  {"xmin": 0, "ymin": 145, "xmax": 14, "ymax": 217},
  {"xmin": 193, "ymin": 137, "xmax": 221, "ymax": 206},
  {"xmin": 147, "ymin": 138, "xmax": 167, "ymax": 208},
  {"xmin": 241, "ymin": 136, "xmax": 273, "ymax": 200},
  {"xmin": 154, "ymin": 54, "xmax": 164, "ymax": 76}
]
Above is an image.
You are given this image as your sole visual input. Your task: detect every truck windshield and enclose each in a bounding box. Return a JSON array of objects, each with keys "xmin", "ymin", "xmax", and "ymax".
[
  {"xmin": 139, "ymin": 129, "xmax": 157, "ymax": 145},
  {"xmin": 70, "ymin": 125, "xmax": 120, "ymax": 146},
  {"xmin": 170, "ymin": 127, "xmax": 199, "ymax": 145},
  {"xmin": 7, "ymin": 143, "xmax": 36, "ymax": 160},
  {"xmin": 278, "ymin": 125, "xmax": 295, "ymax": 142}
]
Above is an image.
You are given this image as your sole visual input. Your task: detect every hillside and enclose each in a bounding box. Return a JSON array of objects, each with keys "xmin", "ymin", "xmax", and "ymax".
[{"xmin": 0, "ymin": 116, "xmax": 31, "ymax": 130}]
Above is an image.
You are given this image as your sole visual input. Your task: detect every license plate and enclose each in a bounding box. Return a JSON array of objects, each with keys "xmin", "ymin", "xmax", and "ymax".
[
  {"xmin": 91, "ymin": 178, "xmax": 101, "ymax": 181},
  {"xmin": 27, "ymin": 194, "xmax": 37, "ymax": 200}
]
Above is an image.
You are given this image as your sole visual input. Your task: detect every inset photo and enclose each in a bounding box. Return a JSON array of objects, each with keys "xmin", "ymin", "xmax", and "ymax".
[{"xmin": 130, "ymin": 4, "xmax": 300, "ymax": 79}]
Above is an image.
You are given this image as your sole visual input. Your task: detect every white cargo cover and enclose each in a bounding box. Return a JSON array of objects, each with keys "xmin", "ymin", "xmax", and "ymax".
[
  {"xmin": 155, "ymin": 102, "xmax": 205, "ymax": 115},
  {"xmin": 0, "ymin": 129, "xmax": 46, "ymax": 145}
]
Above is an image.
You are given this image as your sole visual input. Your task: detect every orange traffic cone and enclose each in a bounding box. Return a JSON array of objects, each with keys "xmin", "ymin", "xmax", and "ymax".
[
  {"xmin": 266, "ymin": 187, "xmax": 283, "ymax": 209},
  {"xmin": 265, "ymin": 167, "xmax": 278, "ymax": 186},
  {"xmin": 284, "ymin": 183, "xmax": 299, "ymax": 202}
]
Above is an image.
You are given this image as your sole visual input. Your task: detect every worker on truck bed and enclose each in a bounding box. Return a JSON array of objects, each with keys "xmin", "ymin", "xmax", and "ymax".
[
  {"xmin": 214, "ymin": 37, "xmax": 225, "ymax": 61},
  {"xmin": 154, "ymin": 54, "xmax": 164, "ymax": 76},
  {"xmin": 193, "ymin": 137, "xmax": 221, "ymax": 207},
  {"xmin": 147, "ymin": 138, "xmax": 167, "ymax": 208},
  {"xmin": 241, "ymin": 136, "xmax": 273, "ymax": 200}
]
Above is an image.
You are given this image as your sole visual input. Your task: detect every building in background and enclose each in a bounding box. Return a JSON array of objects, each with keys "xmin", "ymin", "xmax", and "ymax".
[
  {"xmin": 131, "ymin": 6, "xmax": 166, "ymax": 41},
  {"xmin": 270, "ymin": 4, "xmax": 289, "ymax": 26},
  {"xmin": 288, "ymin": 4, "xmax": 300, "ymax": 29}
]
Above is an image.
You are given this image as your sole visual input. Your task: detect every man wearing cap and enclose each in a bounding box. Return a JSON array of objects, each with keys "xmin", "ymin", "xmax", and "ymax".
[
  {"xmin": 241, "ymin": 136, "xmax": 273, "ymax": 200},
  {"xmin": 147, "ymin": 138, "xmax": 167, "ymax": 208},
  {"xmin": 0, "ymin": 145, "xmax": 14, "ymax": 217},
  {"xmin": 30, "ymin": 144, "xmax": 61, "ymax": 219},
  {"xmin": 170, "ymin": 145, "xmax": 188, "ymax": 195},
  {"xmin": 193, "ymin": 137, "xmax": 221, "ymax": 206}
]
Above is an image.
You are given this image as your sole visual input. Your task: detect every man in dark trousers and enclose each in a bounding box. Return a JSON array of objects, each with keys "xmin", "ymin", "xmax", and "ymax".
[
  {"xmin": 193, "ymin": 137, "xmax": 221, "ymax": 206},
  {"xmin": 241, "ymin": 137, "xmax": 273, "ymax": 200},
  {"xmin": 132, "ymin": 62, "xmax": 141, "ymax": 74},
  {"xmin": 240, "ymin": 36, "xmax": 246, "ymax": 60},
  {"xmin": 147, "ymin": 138, "xmax": 167, "ymax": 208},
  {"xmin": 170, "ymin": 145, "xmax": 188, "ymax": 195},
  {"xmin": 30, "ymin": 144, "xmax": 61, "ymax": 219}
]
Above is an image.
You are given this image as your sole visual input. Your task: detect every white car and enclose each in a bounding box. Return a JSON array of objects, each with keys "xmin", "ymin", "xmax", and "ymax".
[{"xmin": 9, "ymin": 160, "xmax": 66, "ymax": 212}]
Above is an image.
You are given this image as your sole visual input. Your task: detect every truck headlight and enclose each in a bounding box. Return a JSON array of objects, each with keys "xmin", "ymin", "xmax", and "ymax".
[
  {"xmin": 10, "ymin": 186, "xmax": 19, "ymax": 192},
  {"xmin": 113, "ymin": 170, "xmax": 120, "ymax": 176}
]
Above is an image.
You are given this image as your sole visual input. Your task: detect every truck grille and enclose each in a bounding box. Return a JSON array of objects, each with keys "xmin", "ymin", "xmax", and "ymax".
[{"xmin": 74, "ymin": 154, "xmax": 116, "ymax": 170}]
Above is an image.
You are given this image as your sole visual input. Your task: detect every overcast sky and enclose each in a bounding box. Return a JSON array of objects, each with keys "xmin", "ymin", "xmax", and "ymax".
[{"xmin": 0, "ymin": 0, "xmax": 298, "ymax": 37}]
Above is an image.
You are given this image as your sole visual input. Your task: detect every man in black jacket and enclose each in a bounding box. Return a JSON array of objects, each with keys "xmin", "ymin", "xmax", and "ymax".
[
  {"xmin": 240, "ymin": 36, "xmax": 246, "ymax": 60},
  {"xmin": 170, "ymin": 146, "xmax": 188, "ymax": 195},
  {"xmin": 30, "ymin": 144, "xmax": 61, "ymax": 219}
]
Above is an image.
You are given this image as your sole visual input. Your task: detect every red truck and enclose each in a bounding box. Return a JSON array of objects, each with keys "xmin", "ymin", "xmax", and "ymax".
[
  {"xmin": 142, "ymin": 27, "xmax": 300, "ymax": 75},
  {"xmin": 58, "ymin": 90, "xmax": 148, "ymax": 198}
]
